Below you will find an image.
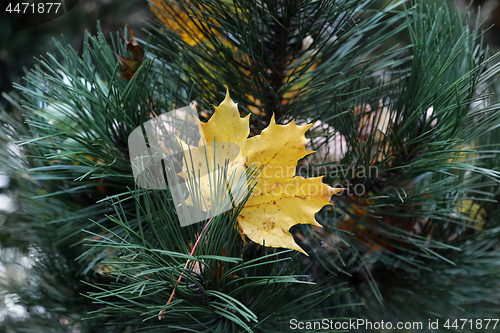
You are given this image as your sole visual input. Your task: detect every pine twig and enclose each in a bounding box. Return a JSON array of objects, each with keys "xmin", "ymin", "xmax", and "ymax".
[{"xmin": 158, "ymin": 216, "xmax": 213, "ymax": 319}]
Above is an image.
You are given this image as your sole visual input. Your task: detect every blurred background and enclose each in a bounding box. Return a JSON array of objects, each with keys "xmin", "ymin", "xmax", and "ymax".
[
  {"xmin": 0, "ymin": 0, "xmax": 153, "ymax": 324},
  {"xmin": 0, "ymin": 0, "xmax": 153, "ymax": 104},
  {"xmin": 0, "ymin": 0, "xmax": 500, "ymax": 326}
]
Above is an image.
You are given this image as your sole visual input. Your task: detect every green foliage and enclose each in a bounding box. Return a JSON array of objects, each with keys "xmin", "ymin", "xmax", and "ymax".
[{"xmin": 1, "ymin": 0, "xmax": 500, "ymax": 332}]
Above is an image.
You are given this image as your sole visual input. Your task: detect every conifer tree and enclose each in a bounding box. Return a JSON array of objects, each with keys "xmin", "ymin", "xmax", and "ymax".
[{"xmin": 2, "ymin": 0, "xmax": 500, "ymax": 332}]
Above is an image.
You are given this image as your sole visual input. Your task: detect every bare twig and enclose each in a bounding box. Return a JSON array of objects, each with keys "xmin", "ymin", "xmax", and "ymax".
[{"xmin": 158, "ymin": 216, "xmax": 213, "ymax": 319}]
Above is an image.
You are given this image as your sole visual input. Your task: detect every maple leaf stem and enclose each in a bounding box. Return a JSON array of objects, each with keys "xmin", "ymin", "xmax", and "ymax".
[{"xmin": 158, "ymin": 216, "xmax": 213, "ymax": 319}]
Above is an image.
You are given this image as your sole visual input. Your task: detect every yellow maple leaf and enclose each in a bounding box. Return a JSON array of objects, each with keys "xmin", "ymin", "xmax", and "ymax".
[
  {"xmin": 149, "ymin": 0, "xmax": 232, "ymax": 47},
  {"xmin": 457, "ymin": 199, "xmax": 486, "ymax": 230},
  {"xmin": 177, "ymin": 89, "xmax": 340, "ymax": 255}
]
